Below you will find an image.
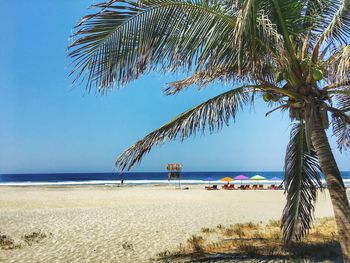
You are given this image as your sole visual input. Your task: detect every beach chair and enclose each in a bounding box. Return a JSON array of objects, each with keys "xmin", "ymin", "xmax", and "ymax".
[
  {"xmin": 239, "ymin": 185, "xmax": 245, "ymax": 190},
  {"xmin": 222, "ymin": 183, "xmax": 232, "ymax": 190},
  {"xmin": 268, "ymin": 184, "xmax": 276, "ymax": 190},
  {"xmin": 229, "ymin": 184, "xmax": 236, "ymax": 190},
  {"xmin": 259, "ymin": 185, "xmax": 264, "ymax": 190},
  {"xmin": 252, "ymin": 185, "xmax": 258, "ymax": 190},
  {"xmin": 245, "ymin": 185, "xmax": 251, "ymax": 190},
  {"xmin": 223, "ymin": 184, "xmax": 235, "ymax": 190},
  {"xmin": 277, "ymin": 185, "xmax": 284, "ymax": 190},
  {"xmin": 205, "ymin": 185, "xmax": 219, "ymax": 190}
]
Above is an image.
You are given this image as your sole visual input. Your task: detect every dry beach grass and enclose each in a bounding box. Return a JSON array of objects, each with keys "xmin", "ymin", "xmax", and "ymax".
[
  {"xmin": 0, "ymin": 184, "xmax": 345, "ymax": 262},
  {"xmin": 155, "ymin": 217, "xmax": 342, "ymax": 262}
]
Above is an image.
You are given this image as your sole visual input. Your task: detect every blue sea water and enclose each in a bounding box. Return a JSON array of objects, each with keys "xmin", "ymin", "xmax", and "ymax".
[{"xmin": 0, "ymin": 171, "xmax": 349, "ymax": 186}]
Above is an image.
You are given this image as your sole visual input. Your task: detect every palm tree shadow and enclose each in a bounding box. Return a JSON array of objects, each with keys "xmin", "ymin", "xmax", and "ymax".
[{"xmin": 158, "ymin": 241, "xmax": 343, "ymax": 263}]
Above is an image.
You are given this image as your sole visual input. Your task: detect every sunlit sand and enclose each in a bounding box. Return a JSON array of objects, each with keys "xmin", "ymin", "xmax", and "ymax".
[{"xmin": 0, "ymin": 185, "xmax": 337, "ymax": 262}]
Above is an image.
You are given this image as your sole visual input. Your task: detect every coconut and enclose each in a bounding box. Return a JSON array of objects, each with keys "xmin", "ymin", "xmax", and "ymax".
[
  {"xmin": 275, "ymin": 72, "xmax": 284, "ymax": 82},
  {"xmin": 263, "ymin": 93, "xmax": 272, "ymax": 102},
  {"xmin": 271, "ymin": 94, "xmax": 280, "ymax": 102},
  {"xmin": 312, "ymin": 69, "xmax": 323, "ymax": 81}
]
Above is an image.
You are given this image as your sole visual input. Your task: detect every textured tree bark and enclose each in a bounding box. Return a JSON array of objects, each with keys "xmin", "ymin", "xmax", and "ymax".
[{"xmin": 311, "ymin": 114, "xmax": 350, "ymax": 262}]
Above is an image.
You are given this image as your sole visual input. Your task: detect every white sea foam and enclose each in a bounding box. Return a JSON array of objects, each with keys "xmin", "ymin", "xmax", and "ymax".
[{"xmin": 1, "ymin": 179, "xmax": 349, "ymax": 186}]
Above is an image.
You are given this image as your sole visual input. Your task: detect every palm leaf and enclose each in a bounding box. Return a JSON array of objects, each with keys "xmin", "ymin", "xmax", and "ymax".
[
  {"xmin": 282, "ymin": 122, "xmax": 322, "ymax": 243},
  {"xmin": 337, "ymin": 93, "xmax": 350, "ymax": 112},
  {"xmin": 69, "ymin": 0, "xmax": 299, "ymax": 93},
  {"xmin": 163, "ymin": 9, "xmax": 286, "ymax": 96},
  {"xmin": 164, "ymin": 65, "xmax": 236, "ymax": 95},
  {"xmin": 68, "ymin": 0, "xmax": 237, "ymax": 92},
  {"xmin": 321, "ymin": 0, "xmax": 350, "ymax": 44},
  {"xmin": 327, "ymin": 45, "xmax": 350, "ymax": 84},
  {"xmin": 331, "ymin": 108, "xmax": 350, "ymax": 152},
  {"xmin": 116, "ymin": 86, "xmax": 253, "ymax": 170}
]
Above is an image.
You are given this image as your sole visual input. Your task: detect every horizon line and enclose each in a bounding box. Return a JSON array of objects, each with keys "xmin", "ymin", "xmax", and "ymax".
[{"xmin": 1, "ymin": 170, "xmax": 350, "ymax": 175}]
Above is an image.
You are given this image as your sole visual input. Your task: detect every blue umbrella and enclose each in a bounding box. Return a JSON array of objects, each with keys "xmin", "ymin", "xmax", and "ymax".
[
  {"xmin": 271, "ymin": 177, "xmax": 281, "ymax": 184},
  {"xmin": 203, "ymin": 177, "xmax": 215, "ymax": 185}
]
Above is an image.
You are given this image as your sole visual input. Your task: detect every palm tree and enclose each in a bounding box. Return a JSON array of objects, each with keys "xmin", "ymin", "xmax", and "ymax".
[{"xmin": 68, "ymin": 0, "xmax": 350, "ymax": 260}]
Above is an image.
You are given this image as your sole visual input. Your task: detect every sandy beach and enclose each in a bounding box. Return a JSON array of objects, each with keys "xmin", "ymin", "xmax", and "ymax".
[{"xmin": 0, "ymin": 185, "xmax": 340, "ymax": 262}]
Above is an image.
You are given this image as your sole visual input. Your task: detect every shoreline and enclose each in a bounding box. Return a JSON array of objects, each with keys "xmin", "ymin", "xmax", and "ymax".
[{"xmin": 1, "ymin": 178, "xmax": 349, "ymax": 187}]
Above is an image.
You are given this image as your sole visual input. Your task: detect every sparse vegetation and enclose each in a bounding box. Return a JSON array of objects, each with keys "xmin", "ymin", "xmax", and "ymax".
[
  {"xmin": 186, "ymin": 235, "xmax": 204, "ymax": 254},
  {"xmin": 155, "ymin": 217, "xmax": 342, "ymax": 262},
  {"xmin": 22, "ymin": 231, "xmax": 50, "ymax": 246},
  {"xmin": 122, "ymin": 241, "xmax": 134, "ymax": 251},
  {"xmin": 200, "ymin": 227, "xmax": 215, "ymax": 234},
  {"xmin": 0, "ymin": 234, "xmax": 21, "ymax": 250},
  {"xmin": 0, "ymin": 230, "xmax": 52, "ymax": 250},
  {"xmin": 267, "ymin": 219, "xmax": 281, "ymax": 228}
]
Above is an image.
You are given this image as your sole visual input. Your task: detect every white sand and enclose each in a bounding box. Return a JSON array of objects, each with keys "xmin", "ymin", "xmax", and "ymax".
[{"xmin": 0, "ymin": 185, "xmax": 335, "ymax": 262}]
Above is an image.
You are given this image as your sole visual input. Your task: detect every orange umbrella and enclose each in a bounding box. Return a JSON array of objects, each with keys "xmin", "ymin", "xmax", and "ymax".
[{"xmin": 220, "ymin": 177, "xmax": 234, "ymax": 183}]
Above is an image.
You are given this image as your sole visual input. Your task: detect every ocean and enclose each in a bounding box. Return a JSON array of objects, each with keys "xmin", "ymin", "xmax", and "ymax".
[{"xmin": 0, "ymin": 171, "xmax": 349, "ymax": 186}]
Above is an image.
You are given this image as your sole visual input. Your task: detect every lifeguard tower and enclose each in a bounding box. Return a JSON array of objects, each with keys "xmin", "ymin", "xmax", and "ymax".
[{"xmin": 166, "ymin": 163, "xmax": 182, "ymax": 189}]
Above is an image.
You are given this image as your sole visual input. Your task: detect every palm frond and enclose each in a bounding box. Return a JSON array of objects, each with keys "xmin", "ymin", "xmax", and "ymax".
[
  {"xmin": 116, "ymin": 86, "xmax": 253, "ymax": 170},
  {"xmin": 256, "ymin": 10, "xmax": 284, "ymax": 53},
  {"xmin": 327, "ymin": 45, "xmax": 350, "ymax": 84},
  {"xmin": 321, "ymin": 0, "xmax": 350, "ymax": 44},
  {"xmin": 331, "ymin": 107, "xmax": 350, "ymax": 152},
  {"xmin": 257, "ymin": 0, "xmax": 306, "ymax": 79},
  {"xmin": 163, "ymin": 64, "xmax": 258, "ymax": 95},
  {"xmin": 324, "ymin": 80, "xmax": 350, "ymax": 90},
  {"xmin": 336, "ymin": 89, "xmax": 350, "ymax": 112},
  {"xmin": 335, "ymin": 45, "xmax": 350, "ymax": 84},
  {"xmin": 261, "ymin": 0, "xmax": 306, "ymax": 36},
  {"xmin": 233, "ymin": 0, "xmax": 258, "ymax": 72},
  {"xmin": 302, "ymin": 0, "xmax": 328, "ymax": 30},
  {"xmin": 69, "ymin": 0, "xmax": 300, "ymax": 94},
  {"xmin": 164, "ymin": 65, "xmax": 236, "ymax": 95},
  {"xmin": 68, "ymin": 0, "xmax": 237, "ymax": 92},
  {"xmin": 166, "ymin": 2, "xmax": 290, "ymax": 93},
  {"xmin": 163, "ymin": 9, "xmax": 286, "ymax": 96},
  {"xmin": 232, "ymin": 0, "xmax": 288, "ymax": 75},
  {"xmin": 282, "ymin": 123, "xmax": 322, "ymax": 243},
  {"xmin": 303, "ymin": 0, "xmax": 340, "ymax": 34}
]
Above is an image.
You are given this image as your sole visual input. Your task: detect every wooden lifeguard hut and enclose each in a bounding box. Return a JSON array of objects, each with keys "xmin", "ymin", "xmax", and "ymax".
[{"xmin": 166, "ymin": 163, "xmax": 182, "ymax": 189}]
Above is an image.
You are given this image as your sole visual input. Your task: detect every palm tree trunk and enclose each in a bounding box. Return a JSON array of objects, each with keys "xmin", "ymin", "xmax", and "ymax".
[{"xmin": 311, "ymin": 114, "xmax": 350, "ymax": 262}]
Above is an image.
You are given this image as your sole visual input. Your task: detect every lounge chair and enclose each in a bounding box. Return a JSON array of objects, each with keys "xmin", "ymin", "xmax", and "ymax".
[
  {"xmin": 223, "ymin": 184, "xmax": 236, "ymax": 190},
  {"xmin": 268, "ymin": 184, "xmax": 276, "ymax": 190},
  {"xmin": 245, "ymin": 185, "xmax": 251, "ymax": 190},
  {"xmin": 259, "ymin": 185, "xmax": 264, "ymax": 190},
  {"xmin": 252, "ymin": 185, "xmax": 258, "ymax": 190},
  {"xmin": 239, "ymin": 185, "xmax": 245, "ymax": 190},
  {"xmin": 205, "ymin": 185, "xmax": 219, "ymax": 190}
]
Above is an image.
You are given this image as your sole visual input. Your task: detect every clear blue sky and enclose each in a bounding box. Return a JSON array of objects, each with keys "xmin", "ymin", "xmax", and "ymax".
[{"xmin": 0, "ymin": 1, "xmax": 349, "ymax": 174}]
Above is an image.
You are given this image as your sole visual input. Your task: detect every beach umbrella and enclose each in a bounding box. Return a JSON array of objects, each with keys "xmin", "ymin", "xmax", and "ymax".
[
  {"xmin": 203, "ymin": 177, "xmax": 215, "ymax": 186},
  {"xmin": 250, "ymin": 175, "xmax": 266, "ymax": 180},
  {"xmin": 234, "ymin": 175, "xmax": 249, "ymax": 184},
  {"xmin": 250, "ymin": 175, "xmax": 266, "ymax": 185},
  {"xmin": 271, "ymin": 177, "xmax": 281, "ymax": 185},
  {"xmin": 219, "ymin": 177, "xmax": 234, "ymax": 183}
]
